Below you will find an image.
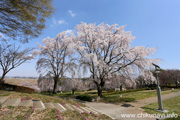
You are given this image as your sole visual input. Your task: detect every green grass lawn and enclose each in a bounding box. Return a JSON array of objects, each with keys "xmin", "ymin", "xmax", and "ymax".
[
  {"xmin": 57, "ymin": 88, "xmax": 180, "ymax": 103},
  {"xmin": 0, "ymin": 90, "xmax": 112, "ymax": 120},
  {"xmin": 143, "ymin": 96, "xmax": 180, "ymax": 120}
]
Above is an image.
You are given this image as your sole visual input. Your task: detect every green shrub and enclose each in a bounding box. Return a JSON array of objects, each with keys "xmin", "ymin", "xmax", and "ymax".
[
  {"xmin": 102, "ymin": 96, "xmax": 135, "ymax": 103},
  {"xmin": 84, "ymin": 92, "xmax": 97, "ymax": 94},
  {"xmin": 16, "ymin": 86, "xmax": 35, "ymax": 93},
  {"xmin": 76, "ymin": 95, "xmax": 94, "ymax": 102},
  {"xmin": 3, "ymin": 83, "xmax": 35, "ymax": 93},
  {"xmin": 146, "ymin": 87, "xmax": 156, "ymax": 90},
  {"xmin": 102, "ymin": 88, "xmax": 147, "ymax": 96}
]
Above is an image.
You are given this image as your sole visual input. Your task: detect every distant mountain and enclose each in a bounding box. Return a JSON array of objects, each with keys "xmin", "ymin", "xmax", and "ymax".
[{"xmin": 5, "ymin": 76, "xmax": 38, "ymax": 79}]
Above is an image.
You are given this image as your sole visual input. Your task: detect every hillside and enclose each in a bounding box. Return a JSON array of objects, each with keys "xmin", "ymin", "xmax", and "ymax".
[
  {"xmin": 4, "ymin": 78, "xmax": 39, "ymax": 91},
  {"xmin": 0, "ymin": 90, "xmax": 112, "ymax": 120}
]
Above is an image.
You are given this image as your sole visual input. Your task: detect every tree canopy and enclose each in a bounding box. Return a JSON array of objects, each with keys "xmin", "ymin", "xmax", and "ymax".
[
  {"xmin": 0, "ymin": 0, "xmax": 54, "ymax": 42},
  {"xmin": 36, "ymin": 22, "xmax": 158, "ymax": 95},
  {"xmin": 36, "ymin": 32, "xmax": 77, "ymax": 93},
  {"xmin": 75, "ymin": 22, "xmax": 158, "ymax": 96}
]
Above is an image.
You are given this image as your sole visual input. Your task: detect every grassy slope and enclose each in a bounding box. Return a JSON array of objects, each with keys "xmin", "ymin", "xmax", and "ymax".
[
  {"xmin": 0, "ymin": 90, "xmax": 79, "ymax": 105},
  {"xmin": 143, "ymin": 95, "xmax": 180, "ymax": 115},
  {"xmin": 0, "ymin": 90, "xmax": 112, "ymax": 120},
  {"xmin": 143, "ymin": 96, "xmax": 180, "ymax": 120},
  {"xmin": 57, "ymin": 88, "xmax": 180, "ymax": 103}
]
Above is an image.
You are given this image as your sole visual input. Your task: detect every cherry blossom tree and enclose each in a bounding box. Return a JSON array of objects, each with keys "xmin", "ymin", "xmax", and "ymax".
[
  {"xmin": 104, "ymin": 75, "xmax": 135, "ymax": 91},
  {"xmin": 38, "ymin": 73, "xmax": 54, "ymax": 93},
  {"xmin": 135, "ymin": 70, "xmax": 156, "ymax": 88},
  {"xmin": 75, "ymin": 22, "xmax": 158, "ymax": 97},
  {"xmin": 62, "ymin": 78, "xmax": 84, "ymax": 95},
  {"xmin": 36, "ymin": 31, "xmax": 76, "ymax": 94}
]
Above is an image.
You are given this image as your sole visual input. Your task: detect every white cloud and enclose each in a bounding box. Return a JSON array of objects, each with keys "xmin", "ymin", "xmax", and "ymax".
[
  {"xmin": 68, "ymin": 10, "xmax": 76, "ymax": 17},
  {"xmin": 51, "ymin": 18, "xmax": 67, "ymax": 27},
  {"xmin": 65, "ymin": 29, "xmax": 73, "ymax": 34},
  {"xmin": 58, "ymin": 20, "xmax": 66, "ymax": 24}
]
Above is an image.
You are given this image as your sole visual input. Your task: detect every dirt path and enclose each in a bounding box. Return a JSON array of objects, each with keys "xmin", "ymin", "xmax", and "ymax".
[
  {"xmin": 131, "ymin": 90, "xmax": 180, "ymax": 107},
  {"xmin": 83, "ymin": 91, "xmax": 180, "ymax": 120}
]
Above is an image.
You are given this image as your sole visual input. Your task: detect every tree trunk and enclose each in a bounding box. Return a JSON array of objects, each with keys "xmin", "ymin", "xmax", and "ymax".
[
  {"xmin": 0, "ymin": 73, "xmax": 6, "ymax": 90},
  {"xmin": 93, "ymin": 78, "xmax": 105, "ymax": 97},
  {"xmin": 97, "ymin": 86, "xmax": 102, "ymax": 97},
  {"xmin": 53, "ymin": 76, "xmax": 58, "ymax": 94},
  {"xmin": 120, "ymin": 85, "xmax": 123, "ymax": 91},
  {"xmin": 176, "ymin": 81, "xmax": 178, "ymax": 88},
  {"xmin": 0, "ymin": 73, "xmax": 6, "ymax": 84},
  {"xmin": 72, "ymin": 90, "xmax": 75, "ymax": 95}
]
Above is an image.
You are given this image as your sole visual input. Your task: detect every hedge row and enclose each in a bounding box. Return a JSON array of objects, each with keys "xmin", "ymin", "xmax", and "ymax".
[{"xmin": 1, "ymin": 83, "xmax": 35, "ymax": 93}]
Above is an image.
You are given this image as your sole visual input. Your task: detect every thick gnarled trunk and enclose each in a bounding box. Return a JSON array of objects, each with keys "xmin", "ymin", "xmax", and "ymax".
[
  {"xmin": 97, "ymin": 86, "xmax": 102, "ymax": 97},
  {"xmin": 53, "ymin": 76, "xmax": 58, "ymax": 94},
  {"xmin": 94, "ymin": 78, "xmax": 105, "ymax": 97},
  {"xmin": 0, "ymin": 73, "xmax": 6, "ymax": 90},
  {"xmin": 0, "ymin": 73, "xmax": 6, "ymax": 83}
]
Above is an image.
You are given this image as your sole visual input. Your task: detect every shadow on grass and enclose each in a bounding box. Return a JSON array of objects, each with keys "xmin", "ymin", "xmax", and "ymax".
[{"xmin": 142, "ymin": 106, "xmax": 155, "ymax": 111}]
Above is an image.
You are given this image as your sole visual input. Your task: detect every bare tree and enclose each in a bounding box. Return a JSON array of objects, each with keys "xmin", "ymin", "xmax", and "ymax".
[
  {"xmin": 36, "ymin": 32, "xmax": 76, "ymax": 94},
  {"xmin": 75, "ymin": 22, "xmax": 158, "ymax": 97},
  {"xmin": 0, "ymin": 43, "xmax": 33, "ymax": 85}
]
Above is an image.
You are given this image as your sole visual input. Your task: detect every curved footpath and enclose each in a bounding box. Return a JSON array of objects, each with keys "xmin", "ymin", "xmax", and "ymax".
[{"xmin": 83, "ymin": 91, "xmax": 180, "ymax": 120}]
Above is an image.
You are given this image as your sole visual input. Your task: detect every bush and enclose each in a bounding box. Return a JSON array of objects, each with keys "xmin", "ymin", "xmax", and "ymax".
[
  {"xmin": 84, "ymin": 92, "xmax": 97, "ymax": 94},
  {"xmin": 145, "ymin": 87, "xmax": 156, "ymax": 90},
  {"xmin": 102, "ymin": 97, "xmax": 135, "ymax": 103},
  {"xmin": 16, "ymin": 86, "xmax": 35, "ymax": 93},
  {"xmin": 76, "ymin": 95, "xmax": 94, "ymax": 102},
  {"xmin": 102, "ymin": 88, "xmax": 147, "ymax": 96},
  {"xmin": 162, "ymin": 86, "xmax": 180, "ymax": 89},
  {"xmin": 2, "ymin": 83, "xmax": 35, "ymax": 93}
]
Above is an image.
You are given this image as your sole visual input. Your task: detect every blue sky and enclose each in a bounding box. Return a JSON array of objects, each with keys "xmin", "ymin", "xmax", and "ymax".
[{"xmin": 5, "ymin": 0, "xmax": 180, "ymax": 77}]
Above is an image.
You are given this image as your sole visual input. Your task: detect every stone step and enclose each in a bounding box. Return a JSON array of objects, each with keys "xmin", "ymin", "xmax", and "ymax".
[
  {"xmin": 80, "ymin": 107, "xmax": 91, "ymax": 114},
  {"xmin": 18, "ymin": 100, "xmax": 33, "ymax": 107},
  {"xmin": 84, "ymin": 107, "xmax": 99, "ymax": 115},
  {"xmin": 72, "ymin": 105, "xmax": 84, "ymax": 113},
  {"xmin": 63, "ymin": 104, "xmax": 74, "ymax": 110},
  {"xmin": 44, "ymin": 103, "xmax": 56, "ymax": 109},
  {"xmin": 53, "ymin": 103, "xmax": 66, "ymax": 112},
  {"xmin": 33, "ymin": 101, "xmax": 45, "ymax": 110},
  {"xmin": 2, "ymin": 98, "xmax": 21, "ymax": 107},
  {"xmin": 0, "ymin": 96, "xmax": 9, "ymax": 104}
]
